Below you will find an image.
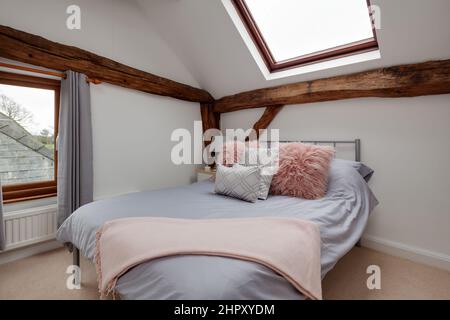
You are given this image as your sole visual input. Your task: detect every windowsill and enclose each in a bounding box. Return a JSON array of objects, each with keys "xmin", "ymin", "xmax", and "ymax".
[
  {"xmin": 3, "ymin": 202, "xmax": 57, "ymax": 217},
  {"xmin": 261, "ymin": 50, "xmax": 381, "ymax": 80},
  {"xmin": 3, "ymin": 193, "xmax": 57, "ymax": 205},
  {"xmin": 3, "ymin": 196, "xmax": 57, "ymax": 214},
  {"xmin": 222, "ymin": 0, "xmax": 381, "ymax": 81},
  {"xmin": 2, "ymin": 181, "xmax": 57, "ymax": 205}
]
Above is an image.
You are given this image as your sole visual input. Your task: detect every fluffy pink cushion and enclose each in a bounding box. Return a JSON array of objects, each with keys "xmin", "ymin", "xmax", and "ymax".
[
  {"xmin": 217, "ymin": 140, "xmax": 245, "ymax": 166},
  {"xmin": 270, "ymin": 143, "xmax": 335, "ymax": 199}
]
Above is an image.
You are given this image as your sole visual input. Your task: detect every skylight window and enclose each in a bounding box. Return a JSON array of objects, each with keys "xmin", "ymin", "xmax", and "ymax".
[{"xmin": 232, "ymin": 0, "xmax": 378, "ymax": 72}]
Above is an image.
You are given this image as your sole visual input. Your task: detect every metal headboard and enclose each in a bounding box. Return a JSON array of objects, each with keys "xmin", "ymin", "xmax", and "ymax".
[{"xmin": 265, "ymin": 139, "xmax": 361, "ymax": 162}]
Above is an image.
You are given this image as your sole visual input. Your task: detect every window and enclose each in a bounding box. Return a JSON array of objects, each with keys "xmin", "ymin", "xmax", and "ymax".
[
  {"xmin": 232, "ymin": 0, "xmax": 378, "ymax": 72},
  {"xmin": 0, "ymin": 71, "xmax": 60, "ymax": 203}
]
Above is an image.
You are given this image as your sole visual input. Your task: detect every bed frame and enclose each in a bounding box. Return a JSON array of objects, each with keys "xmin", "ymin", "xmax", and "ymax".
[
  {"xmin": 70, "ymin": 139, "xmax": 362, "ymax": 266},
  {"xmin": 273, "ymin": 139, "xmax": 361, "ymax": 162}
]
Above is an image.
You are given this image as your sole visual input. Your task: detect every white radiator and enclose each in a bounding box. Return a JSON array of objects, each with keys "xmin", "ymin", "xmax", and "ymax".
[{"xmin": 3, "ymin": 205, "xmax": 57, "ymax": 251}]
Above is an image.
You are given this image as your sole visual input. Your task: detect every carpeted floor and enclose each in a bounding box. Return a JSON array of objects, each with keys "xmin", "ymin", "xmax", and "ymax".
[{"xmin": 1, "ymin": 246, "xmax": 449, "ymax": 300}]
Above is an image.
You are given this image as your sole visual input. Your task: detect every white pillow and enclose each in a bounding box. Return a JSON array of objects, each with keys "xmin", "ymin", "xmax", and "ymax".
[
  {"xmin": 239, "ymin": 148, "xmax": 277, "ymax": 200},
  {"xmin": 214, "ymin": 164, "xmax": 261, "ymax": 203}
]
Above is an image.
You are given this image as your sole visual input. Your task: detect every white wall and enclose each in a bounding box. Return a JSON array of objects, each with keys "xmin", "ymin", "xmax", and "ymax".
[
  {"xmin": 0, "ymin": 0, "xmax": 202, "ymax": 201},
  {"xmin": 222, "ymin": 94, "xmax": 450, "ymax": 262},
  {"xmin": 91, "ymin": 84, "xmax": 200, "ymax": 199}
]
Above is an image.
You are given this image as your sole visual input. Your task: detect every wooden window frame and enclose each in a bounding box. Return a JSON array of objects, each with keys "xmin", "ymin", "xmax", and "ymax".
[
  {"xmin": 232, "ymin": 0, "xmax": 379, "ymax": 73},
  {"xmin": 0, "ymin": 71, "xmax": 60, "ymax": 203}
]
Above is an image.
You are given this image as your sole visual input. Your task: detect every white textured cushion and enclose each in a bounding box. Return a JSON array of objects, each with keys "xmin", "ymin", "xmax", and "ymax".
[
  {"xmin": 214, "ymin": 164, "xmax": 260, "ymax": 203},
  {"xmin": 240, "ymin": 148, "xmax": 277, "ymax": 200}
]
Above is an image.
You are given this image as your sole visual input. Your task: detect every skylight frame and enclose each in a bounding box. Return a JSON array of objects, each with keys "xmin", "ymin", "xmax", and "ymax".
[{"xmin": 232, "ymin": 0, "xmax": 379, "ymax": 73}]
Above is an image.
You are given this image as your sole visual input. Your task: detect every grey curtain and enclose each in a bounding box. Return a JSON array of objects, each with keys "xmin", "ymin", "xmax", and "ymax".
[
  {"xmin": 57, "ymin": 71, "xmax": 93, "ymax": 227},
  {"xmin": 0, "ymin": 178, "xmax": 4, "ymax": 250}
]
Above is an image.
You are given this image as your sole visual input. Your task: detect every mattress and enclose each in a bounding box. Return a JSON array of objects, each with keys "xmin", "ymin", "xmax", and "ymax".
[{"xmin": 57, "ymin": 160, "xmax": 378, "ymax": 299}]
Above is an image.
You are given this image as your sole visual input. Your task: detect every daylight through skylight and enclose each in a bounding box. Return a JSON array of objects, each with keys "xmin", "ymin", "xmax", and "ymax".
[{"xmin": 233, "ymin": 0, "xmax": 378, "ymax": 72}]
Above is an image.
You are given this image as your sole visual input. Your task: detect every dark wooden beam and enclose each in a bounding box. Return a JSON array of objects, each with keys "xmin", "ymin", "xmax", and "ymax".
[
  {"xmin": 213, "ymin": 59, "xmax": 450, "ymax": 113},
  {"xmin": 200, "ymin": 103, "xmax": 221, "ymax": 146},
  {"xmin": 0, "ymin": 25, "xmax": 213, "ymax": 103},
  {"xmin": 252, "ymin": 105, "xmax": 284, "ymax": 136}
]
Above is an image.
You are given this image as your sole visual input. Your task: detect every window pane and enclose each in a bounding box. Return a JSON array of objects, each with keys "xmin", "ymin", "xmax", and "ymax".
[
  {"xmin": 0, "ymin": 84, "xmax": 55, "ymax": 185},
  {"xmin": 245, "ymin": 0, "xmax": 375, "ymax": 62}
]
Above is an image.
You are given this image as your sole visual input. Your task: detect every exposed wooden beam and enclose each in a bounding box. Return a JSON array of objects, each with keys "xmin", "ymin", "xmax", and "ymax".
[
  {"xmin": 252, "ymin": 105, "xmax": 284, "ymax": 138},
  {"xmin": 200, "ymin": 103, "xmax": 221, "ymax": 146},
  {"xmin": 0, "ymin": 25, "xmax": 213, "ymax": 103},
  {"xmin": 213, "ymin": 59, "xmax": 450, "ymax": 113},
  {"xmin": 200, "ymin": 103, "xmax": 221, "ymax": 132}
]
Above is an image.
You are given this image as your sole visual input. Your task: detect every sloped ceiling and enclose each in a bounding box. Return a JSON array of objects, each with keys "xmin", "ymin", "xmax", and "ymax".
[
  {"xmin": 136, "ymin": 0, "xmax": 450, "ymax": 99},
  {"xmin": 0, "ymin": 0, "xmax": 201, "ymax": 89}
]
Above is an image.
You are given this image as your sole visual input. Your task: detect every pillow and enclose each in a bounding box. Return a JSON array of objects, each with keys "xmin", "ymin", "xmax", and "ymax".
[
  {"xmin": 239, "ymin": 148, "xmax": 277, "ymax": 200},
  {"xmin": 332, "ymin": 159, "xmax": 374, "ymax": 182},
  {"xmin": 214, "ymin": 164, "xmax": 260, "ymax": 202},
  {"xmin": 234, "ymin": 163, "xmax": 273, "ymax": 200},
  {"xmin": 270, "ymin": 143, "xmax": 335, "ymax": 199},
  {"xmin": 216, "ymin": 140, "xmax": 245, "ymax": 166}
]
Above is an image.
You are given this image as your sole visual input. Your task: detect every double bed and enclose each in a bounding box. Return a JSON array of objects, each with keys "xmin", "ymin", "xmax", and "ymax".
[{"xmin": 57, "ymin": 140, "xmax": 378, "ymax": 300}]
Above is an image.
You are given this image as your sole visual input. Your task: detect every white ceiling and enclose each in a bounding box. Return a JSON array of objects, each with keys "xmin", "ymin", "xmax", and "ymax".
[{"xmin": 136, "ymin": 0, "xmax": 450, "ymax": 99}]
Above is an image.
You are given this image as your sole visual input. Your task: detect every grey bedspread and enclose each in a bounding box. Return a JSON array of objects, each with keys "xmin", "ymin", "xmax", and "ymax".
[{"xmin": 57, "ymin": 160, "xmax": 378, "ymax": 299}]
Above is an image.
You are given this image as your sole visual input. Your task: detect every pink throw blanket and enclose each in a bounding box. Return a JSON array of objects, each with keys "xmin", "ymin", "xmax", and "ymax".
[{"xmin": 95, "ymin": 217, "xmax": 322, "ymax": 299}]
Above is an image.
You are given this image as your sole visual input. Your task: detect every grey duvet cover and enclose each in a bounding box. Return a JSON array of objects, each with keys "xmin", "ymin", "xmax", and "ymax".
[{"xmin": 57, "ymin": 160, "xmax": 378, "ymax": 300}]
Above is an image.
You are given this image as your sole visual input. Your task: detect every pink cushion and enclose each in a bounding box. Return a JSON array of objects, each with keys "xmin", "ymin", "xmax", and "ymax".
[
  {"xmin": 270, "ymin": 143, "xmax": 335, "ymax": 200},
  {"xmin": 217, "ymin": 140, "xmax": 245, "ymax": 166}
]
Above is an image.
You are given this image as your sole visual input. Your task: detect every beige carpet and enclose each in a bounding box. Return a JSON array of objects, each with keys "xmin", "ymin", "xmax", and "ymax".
[{"xmin": 1, "ymin": 246, "xmax": 449, "ymax": 300}]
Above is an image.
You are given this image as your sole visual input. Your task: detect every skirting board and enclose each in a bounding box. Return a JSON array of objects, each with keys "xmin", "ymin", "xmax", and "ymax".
[
  {"xmin": 0, "ymin": 239, "xmax": 62, "ymax": 266},
  {"xmin": 361, "ymin": 235, "xmax": 450, "ymax": 272}
]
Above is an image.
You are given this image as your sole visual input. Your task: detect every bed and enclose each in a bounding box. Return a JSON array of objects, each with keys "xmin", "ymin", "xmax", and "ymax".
[{"xmin": 57, "ymin": 139, "xmax": 378, "ymax": 300}]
